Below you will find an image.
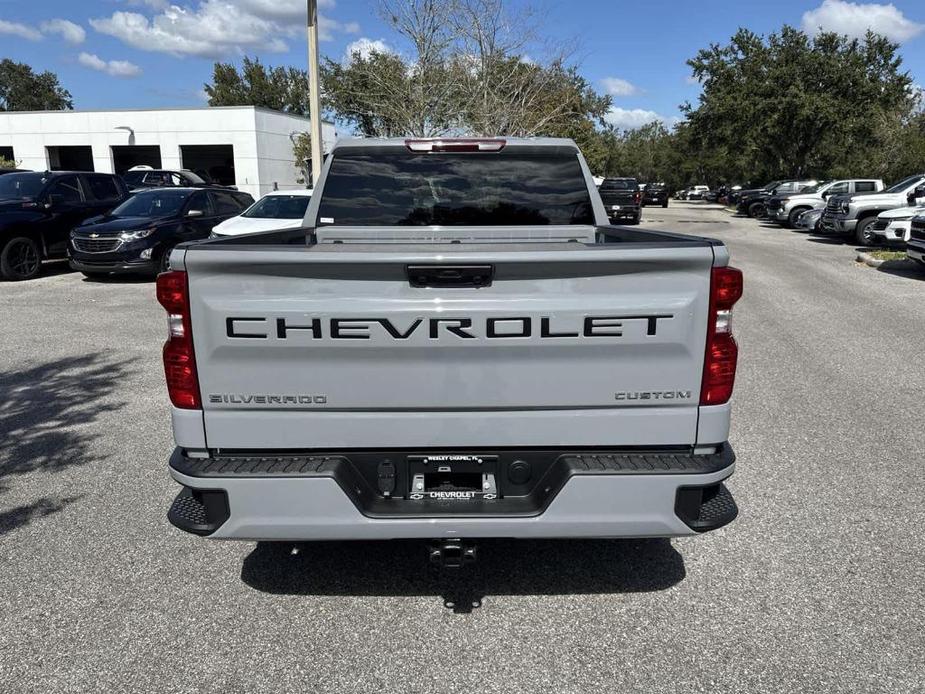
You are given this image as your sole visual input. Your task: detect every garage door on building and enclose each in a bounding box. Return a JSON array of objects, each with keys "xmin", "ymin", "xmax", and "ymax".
[
  {"xmin": 112, "ymin": 145, "xmax": 163, "ymax": 174},
  {"xmin": 47, "ymin": 146, "xmax": 94, "ymax": 171},
  {"xmin": 180, "ymin": 145, "xmax": 235, "ymax": 186}
]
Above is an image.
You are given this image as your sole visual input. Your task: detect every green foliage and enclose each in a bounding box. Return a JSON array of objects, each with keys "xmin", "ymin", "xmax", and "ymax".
[
  {"xmin": 204, "ymin": 22, "xmax": 925, "ymax": 190},
  {"xmin": 291, "ymin": 132, "xmax": 312, "ymax": 184},
  {"xmin": 321, "ymin": 50, "xmax": 442, "ymax": 136},
  {"xmin": 0, "ymin": 157, "xmax": 18, "ymax": 169},
  {"xmin": 683, "ymin": 27, "xmax": 917, "ymax": 183},
  {"xmin": 320, "ymin": 0, "xmax": 611, "ymax": 143},
  {"xmin": 204, "ymin": 57, "xmax": 310, "ymax": 116},
  {"xmin": 0, "ymin": 59, "xmax": 73, "ymax": 111}
]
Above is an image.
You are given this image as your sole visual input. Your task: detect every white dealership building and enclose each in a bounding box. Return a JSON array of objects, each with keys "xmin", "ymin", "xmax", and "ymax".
[{"xmin": 0, "ymin": 106, "xmax": 337, "ymax": 199}]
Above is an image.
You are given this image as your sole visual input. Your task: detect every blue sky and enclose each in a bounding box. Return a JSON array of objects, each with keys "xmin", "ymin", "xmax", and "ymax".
[{"xmin": 1, "ymin": 0, "xmax": 923, "ymax": 130}]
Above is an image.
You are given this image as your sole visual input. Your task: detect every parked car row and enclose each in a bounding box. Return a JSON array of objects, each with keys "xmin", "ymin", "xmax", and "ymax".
[
  {"xmin": 738, "ymin": 173, "xmax": 925, "ymax": 248},
  {"xmin": 0, "ymin": 169, "xmax": 312, "ymax": 280},
  {"xmin": 727, "ymin": 172, "xmax": 925, "ymax": 269},
  {"xmin": 820, "ymin": 174, "xmax": 925, "ymax": 246},
  {"xmin": 766, "ymin": 179, "xmax": 884, "ymax": 228}
]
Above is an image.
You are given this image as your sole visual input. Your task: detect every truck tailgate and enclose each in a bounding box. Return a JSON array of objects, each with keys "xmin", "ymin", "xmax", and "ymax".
[{"xmin": 183, "ymin": 243, "xmax": 715, "ymax": 449}]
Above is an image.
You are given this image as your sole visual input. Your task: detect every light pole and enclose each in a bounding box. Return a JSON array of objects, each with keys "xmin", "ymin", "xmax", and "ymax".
[{"xmin": 306, "ymin": 0, "xmax": 323, "ymax": 187}]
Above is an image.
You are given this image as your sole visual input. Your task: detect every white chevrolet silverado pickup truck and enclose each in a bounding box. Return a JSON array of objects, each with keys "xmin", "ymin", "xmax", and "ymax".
[{"xmin": 158, "ymin": 137, "xmax": 743, "ymax": 561}]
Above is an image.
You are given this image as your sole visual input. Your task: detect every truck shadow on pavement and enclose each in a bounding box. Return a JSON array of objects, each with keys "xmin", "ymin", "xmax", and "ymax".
[
  {"xmin": 240, "ymin": 538, "xmax": 685, "ymax": 613},
  {"xmin": 875, "ymin": 259, "xmax": 925, "ymax": 281},
  {"xmin": 0, "ymin": 353, "xmax": 131, "ymax": 536}
]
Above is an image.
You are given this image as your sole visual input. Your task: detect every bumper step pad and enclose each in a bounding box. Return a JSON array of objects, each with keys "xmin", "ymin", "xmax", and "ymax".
[
  {"xmin": 167, "ymin": 487, "xmax": 230, "ymax": 536},
  {"xmin": 674, "ymin": 482, "xmax": 738, "ymax": 532}
]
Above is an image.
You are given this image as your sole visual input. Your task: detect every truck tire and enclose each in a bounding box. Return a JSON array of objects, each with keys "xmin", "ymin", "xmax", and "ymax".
[
  {"xmin": 0, "ymin": 236, "xmax": 42, "ymax": 281},
  {"xmin": 854, "ymin": 216, "xmax": 878, "ymax": 247},
  {"xmin": 748, "ymin": 201, "xmax": 766, "ymax": 218},
  {"xmin": 787, "ymin": 207, "xmax": 810, "ymax": 229}
]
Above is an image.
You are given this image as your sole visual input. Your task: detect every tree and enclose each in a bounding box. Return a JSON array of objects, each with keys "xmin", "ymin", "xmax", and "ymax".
[
  {"xmin": 204, "ymin": 57, "xmax": 310, "ymax": 116},
  {"xmin": 321, "ymin": 0, "xmax": 611, "ymax": 141},
  {"xmin": 291, "ymin": 132, "xmax": 313, "ymax": 185},
  {"xmin": 683, "ymin": 27, "xmax": 916, "ymax": 182},
  {"xmin": 0, "ymin": 59, "xmax": 72, "ymax": 111},
  {"xmin": 321, "ymin": 49, "xmax": 449, "ymax": 136}
]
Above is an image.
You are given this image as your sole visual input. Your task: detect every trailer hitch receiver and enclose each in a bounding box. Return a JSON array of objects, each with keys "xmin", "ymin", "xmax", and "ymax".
[{"xmin": 429, "ymin": 539, "xmax": 477, "ymax": 568}]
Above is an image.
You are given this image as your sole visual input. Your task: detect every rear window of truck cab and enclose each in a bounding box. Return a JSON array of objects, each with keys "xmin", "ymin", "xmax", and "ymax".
[
  {"xmin": 599, "ymin": 178, "xmax": 637, "ymax": 192},
  {"xmin": 317, "ymin": 148, "xmax": 594, "ymax": 226}
]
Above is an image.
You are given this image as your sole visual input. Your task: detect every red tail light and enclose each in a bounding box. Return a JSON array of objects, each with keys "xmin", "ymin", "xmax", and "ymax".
[
  {"xmin": 701, "ymin": 266, "xmax": 743, "ymax": 406},
  {"xmin": 633, "ymin": 191, "xmax": 641, "ymax": 204},
  {"xmin": 156, "ymin": 270, "xmax": 201, "ymax": 409}
]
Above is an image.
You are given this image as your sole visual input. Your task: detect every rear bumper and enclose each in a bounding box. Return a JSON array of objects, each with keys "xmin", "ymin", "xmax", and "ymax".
[
  {"xmin": 606, "ymin": 206, "xmax": 640, "ymax": 220},
  {"xmin": 167, "ymin": 445, "xmax": 737, "ymax": 540}
]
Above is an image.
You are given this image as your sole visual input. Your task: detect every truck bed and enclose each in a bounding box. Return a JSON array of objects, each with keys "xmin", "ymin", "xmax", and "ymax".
[{"xmin": 173, "ymin": 225, "xmax": 725, "ymax": 450}]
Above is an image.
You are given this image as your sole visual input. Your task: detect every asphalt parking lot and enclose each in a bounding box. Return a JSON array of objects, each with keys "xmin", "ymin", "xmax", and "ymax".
[{"xmin": 2, "ymin": 202, "xmax": 924, "ymax": 693}]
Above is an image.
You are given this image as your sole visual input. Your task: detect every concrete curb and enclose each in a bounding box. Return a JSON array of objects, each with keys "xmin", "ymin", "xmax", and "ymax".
[{"xmin": 856, "ymin": 252, "xmax": 885, "ymax": 267}]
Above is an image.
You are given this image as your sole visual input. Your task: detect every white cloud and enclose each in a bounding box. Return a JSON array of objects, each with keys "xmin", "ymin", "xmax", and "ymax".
[
  {"xmin": 0, "ymin": 19, "xmax": 42, "ymax": 41},
  {"xmin": 234, "ymin": 0, "xmax": 337, "ymax": 22},
  {"xmin": 126, "ymin": 0, "xmax": 172, "ymax": 8},
  {"xmin": 91, "ymin": 3, "xmax": 288, "ymax": 58},
  {"xmin": 91, "ymin": 0, "xmax": 358, "ymax": 57},
  {"xmin": 605, "ymin": 107, "xmax": 678, "ymax": 131},
  {"xmin": 78, "ymin": 52, "xmax": 142, "ymax": 78},
  {"xmin": 600, "ymin": 77, "xmax": 639, "ymax": 97},
  {"xmin": 685, "ymin": 75, "xmax": 701, "ymax": 86},
  {"xmin": 801, "ymin": 0, "xmax": 924, "ymax": 42},
  {"xmin": 40, "ymin": 19, "xmax": 86, "ymax": 45},
  {"xmin": 344, "ymin": 37, "xmax": 394, "ymax": 62}
]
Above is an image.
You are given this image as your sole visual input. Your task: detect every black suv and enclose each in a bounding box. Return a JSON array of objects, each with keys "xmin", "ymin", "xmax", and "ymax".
[
  {"xmin": 598, "ymin": 177, "xmax": 642, "ymax": 224},
  {"xmin": 121, "ymin": 169, "xmax": 231, "ymax": 191},
  {"xmin": 69, "ymin": 187, "xmax": 254, "ymax": 278},
  {"xmin": 0, "ymin": 171, "xmax": 128, "ymax": 280},
  {"xmin": 642, "ymin": 182, "xmax": 669, "ymax": 208}
]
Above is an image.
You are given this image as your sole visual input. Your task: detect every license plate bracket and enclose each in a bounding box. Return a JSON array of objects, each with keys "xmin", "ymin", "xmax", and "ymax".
[{"xmin": 407, "ymin": 455, "xmax": 498, "ymax": 500}]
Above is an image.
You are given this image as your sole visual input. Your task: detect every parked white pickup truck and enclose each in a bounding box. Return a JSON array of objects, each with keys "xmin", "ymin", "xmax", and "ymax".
[
  {"xmin": 822, "ymin": 175, "xmax": 925, "ymax": 245},
  {"xmin": 768, "ymin": 179, "xmax": 883, "ymax": 228},
  {"xmin": 157, "ymin": 138, "xmax": 743, "ymax": 561}
]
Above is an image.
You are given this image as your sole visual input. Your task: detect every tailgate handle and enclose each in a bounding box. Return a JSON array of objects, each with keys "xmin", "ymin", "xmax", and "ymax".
[{"xmin": 407, "ymin": 265, "xmax": 494, "ymax": 288}]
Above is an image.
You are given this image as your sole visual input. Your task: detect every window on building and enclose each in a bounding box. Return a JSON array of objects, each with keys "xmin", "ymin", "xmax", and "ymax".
[
  {"xmin": 111, "ymin": 145, "xmax": 162, "ymax": 174},
  {"xmin": 47, "ymin": 146, "xmax": 94, "ymax": 172},
  {"xmin": 180, "ymin": 145, "xmax": 235, "ymax": 186}
]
